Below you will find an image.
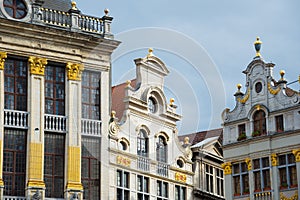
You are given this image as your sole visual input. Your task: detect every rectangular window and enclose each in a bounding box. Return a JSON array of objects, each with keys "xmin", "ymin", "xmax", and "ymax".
[
  {"xmin": 3, "ymin": 129, "xmax": 26, "ymax": 196},
  {"xmin": 82, "ymin": 137, "xmax": 100, "ymax": 200},
  {"xmin": 216, "ymin": 168, "xmax": 224, "ymax": 196},
  {"xmin": 238, "ymin": 124, "xmax": 246, "ymax": 136},
  {"xmin": 278, "ymin": 154, "xmax": 297, "ymax": 189},
  {"xmin": 44, "ymin": 133, "xmax": 65, "ymax": 198},
  {"xmin": 253, "ymin": 157, "xmax": 271, "ymax": 192},
  {"xmin": 117, "ymin": 170, "xmax": 130, "ymax": 200},
  {"xmin": 205, "ymin": 164, "xmax": 214, "ymax": 193},
  {"xmin": 175, "ymin": 185, "xmax": 186, "ymax": 200},
  {"xmin": 4, "ymin": 58, "xmax": 27, "ymax": 111},
  {"xmin": 45, "ymin": 64, "xmax": 65, "ymax": 115},
  {"xmin": 275, "ymin": 115, "xmax": 284, "ymax": 132},
  {"xmin": 137, "ymin": 175, "xmax": 149, "ymax": 200},
  {"xmin": 82, "ymin": 71, "xmax": 101, "ymax": 120},
  {"xmin": 157, "ymin": 180, "xmax": 168, "ymax": 200},
  {"xmin": 233, "ymin": 162, "xmax": 249, "ymax": 196}
]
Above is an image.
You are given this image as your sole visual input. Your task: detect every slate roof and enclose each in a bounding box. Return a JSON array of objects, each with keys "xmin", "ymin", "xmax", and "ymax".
[
  {"xmin": 43, "ymin": 0, "xmax": 72, "ymax": 12},
  {"xmin": 178, "ymin": 128, "xmax": 223, "ymax": 146},
  {"xmin": 112, "ymin": 79, "xmax": 137, "ymax": 120}
]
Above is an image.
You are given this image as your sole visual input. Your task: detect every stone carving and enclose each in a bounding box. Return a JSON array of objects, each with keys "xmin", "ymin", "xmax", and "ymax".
[
  {"xmin": 29, "ymin": 56, "xmax": 48, "ymax": 75},
  {"xmin": 0, "ymin": 52, "xmax": 7, "ymax": 70},
  {"xmin": 66, "ymin": 62, "xmax": 84, "ymax": 81}
]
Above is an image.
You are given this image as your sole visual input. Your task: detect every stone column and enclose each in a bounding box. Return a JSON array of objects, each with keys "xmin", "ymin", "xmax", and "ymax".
[
  {"xmin": 26, "ymin": 56, "xmax": 48, "ymax": 199},
  {"xmin": 65, "ymin": 62, "xmax": 84, "ymax": 199},
  {"xmin": 0, "ymin": 52, "xmax": 7, "ymax": 198},
  {"xmin": 292, "ymin": 149, "xmax": 300, "ymax": 195},
  {"xmin": 271, "ymin": 153, "xmax": 279, "ymax": 200},
  {"xmin": 222, "ymin": 162, "xmax": 233, "ymax": 199},
  {"xmin": 245, "ymin": 158, "xmax": 254, "ymax": 200}
]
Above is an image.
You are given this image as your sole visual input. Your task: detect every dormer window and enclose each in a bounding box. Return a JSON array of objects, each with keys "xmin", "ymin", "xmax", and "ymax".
[
  {"xmin": 3, "ymin": 0, "xmax": 27, "ymax": 19},
  {"xmin": 148, "ymin": 97, "xmax": 157, "ymax": 113}
]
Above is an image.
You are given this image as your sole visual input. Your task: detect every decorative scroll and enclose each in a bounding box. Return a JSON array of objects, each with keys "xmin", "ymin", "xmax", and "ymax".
[
  {"xmin": 271, "ymin": 153, "xmax": 278, "ymax": 166},
  {"xmin": 245, "ymin": 158, "xmax": 252, "ymax": 170},
  {"xmin": 28, "ymin": 56, "xmax": 48, "ymax": 75},
  {"xmin": 0, "ymin": 52, "xmax": 7, "ymax": 70},
  {"xmin": 66, "ymin": 62, "xmax": 84, "ymax": 81},
  {"xmin": 175, "ymin": 172, "xmax": 187, "ymax": 183},
  {"xmin": 267, "ymin": 82, "xmax": 281, "ymax": 95},
  {"xmin": 237, "ymin": 88, "xmax": 250, "ymax": 104},
  {"xmin": 117, "ymin": 156, "xmax": 131, "ymax": 167},
  {"xmin": 221, "ymin": 162, "xmax": 232, "ymax": 175}
]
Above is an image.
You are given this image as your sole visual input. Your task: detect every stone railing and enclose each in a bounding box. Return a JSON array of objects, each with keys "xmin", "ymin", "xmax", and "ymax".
[
  {"xmin": 157, "ymin": 162, "xmax": 169, "ymax": 177},
  {"xmin": 4, "ymin": 109, "xmax": 28, "ymax": 129},
  {"xmin": 3, "ymin": 196, "xmax": 26, "ymax": 200},
  {"xmin": 44, "ymin": 114, "xmax": 67, "ymax": 132},
  {"xmin": 137, "ymin": 156, "xmax": 150, "ymax": 172},
  {"xmin": 254, "ymin": 191, "xmax": 272, "ymax": 200},
  {"xmin": 81, "ymin": 119, "xmax": 101, "ymax": 137},
  {"xmin": 31, "ymin": 3, "xmax": 113, "ymax": 38}
]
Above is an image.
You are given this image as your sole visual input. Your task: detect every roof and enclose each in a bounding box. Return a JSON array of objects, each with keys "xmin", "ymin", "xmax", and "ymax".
[
  {"xmin": 112, "ymin": 79, "xmax": 137, "ymax": 120},
  {"xmin": 43, "ymin": 0, "xmax": 71, "ymax": 12},
  {"xmin": 191, "ymin": 136, "xmax": 219, "ymax": 148},
  {"xmin": 179, "ymin": 128, "xmax": 223, "ymax": 146}
]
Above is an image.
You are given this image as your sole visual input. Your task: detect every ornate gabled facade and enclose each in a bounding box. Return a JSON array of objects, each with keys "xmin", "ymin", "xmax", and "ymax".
[
  {"xmin": 0, "ymin": 0, "xmax": 120, "ymax": 199},
  {"xmin": 109, "ymin": 49, "xmax": 194, "ymax": 200},
  {"xmin": 222, "ymin": 38, "xmax": 300, "ymax": 200},
  {"xmin": 180, "ymin": 129, "xmax": 225, "ymax": 200}
]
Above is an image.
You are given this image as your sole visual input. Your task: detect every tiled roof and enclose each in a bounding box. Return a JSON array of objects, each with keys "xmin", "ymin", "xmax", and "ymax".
[
  {"xmin": 43, "ymin": 0, "xmax": 71, "ymax": 12},
  {"xmin": 178, "ymin": 128, "xmax": 223, "ymax": 146},
  {"xmin": 112, "ymin": 79, "xmax": 136, "ymax": 120}
]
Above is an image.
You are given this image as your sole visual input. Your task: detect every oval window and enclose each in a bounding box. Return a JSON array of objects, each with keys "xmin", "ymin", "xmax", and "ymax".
[
  {"xmin": 148, "ymin": 97, "xmax": 157, "ymax": 113},
  {"xmin": 3, "ymin": 0, "xmax": 28, "ymax": 19},
  {"xmin": 255, "ymin": 82, "xmax": 262, "ymax": 93}
]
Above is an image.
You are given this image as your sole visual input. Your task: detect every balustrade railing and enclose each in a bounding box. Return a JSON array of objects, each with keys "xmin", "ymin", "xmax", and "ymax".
[
  {"xmin": 40, "ymin": 8, "xmax": 70, "ymax": 27},
  {"xmin": 78, "ymin": 15, "xmax": 103, "ymax": 33},
  {"xmin": 254, "ymin": 191, "xmax": 272, "ymax": 200},
  {"xmin": 157, "ymin": 162, "xmax": 169, "ymax": 177},
  {"xmin": 81, "ymin": 119, "xmax": 101, "ymax": 137},
  {"xmin": 137, "ymin": 156, "xmax": 150, "ymax": 172},
  {"xmin": 3, "ymin": 196, "xmax": 26, "ymax": 200},
  {"xmin": 44, "ymin": 114, "xmax": 67, "ymax": 132},
  {"xmin": 4, "ymin": 109, "xmax": 28, "ymax": 129}
]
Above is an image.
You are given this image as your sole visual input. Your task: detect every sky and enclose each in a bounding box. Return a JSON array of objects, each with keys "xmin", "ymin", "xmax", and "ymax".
[{"xmin": 76, "ymin": 0, "xmax": 300, "ymax": 135}]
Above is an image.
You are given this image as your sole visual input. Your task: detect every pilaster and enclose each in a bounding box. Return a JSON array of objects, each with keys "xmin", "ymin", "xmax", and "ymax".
[
  {"xmin": 245, "ymin": 158, "xmax": 254, "ymax": 200},
  {"xmin": 271, "ymin": 153, "xmax": 279, "ymax": 200},
  {"xmin": 65, "ymin": 62, "xmax": 84, "ymax": 199},
  {"xmin": 292, "ymin": 149, "xmax": 300, "ymax": 195},
  {"xmin": 221, "ymin": 162, "xmax": 233, "ymax": 199},
  {"xmin": 26, "ymin": 56, "xmax": 47, "ymax": 199},
  {"xmin": 0, "ymin": 51, "xmax": 7, "ymax": 198}
]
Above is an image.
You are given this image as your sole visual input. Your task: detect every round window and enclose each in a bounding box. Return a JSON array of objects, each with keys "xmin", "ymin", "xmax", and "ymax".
[
  {"xmin": 177, "ymin": 159, "xmax": 184, "ymax": 168},
  {"xmin": 255, "ymin": 82, "xmax": 262, "ymax": 93},
  {"xmin": 3, "ymin": 0, "xmax": 28, "ymax": 19},
  {"xmin": 148, "ymin": 97, "xmax": 157, "ymax": 113}
]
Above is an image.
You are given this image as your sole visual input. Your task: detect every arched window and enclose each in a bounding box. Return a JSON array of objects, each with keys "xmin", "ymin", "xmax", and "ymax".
[
  {"xmin": 137, "ymin": 129, "xmax": 148, "ymax": 157},
  {"xmin": 253, "ymin": 110, "xmax": 266, "ymax": 135},
  {"xmin": 156, "ymin": 136, "xmax": 167, "ymax": 163}
]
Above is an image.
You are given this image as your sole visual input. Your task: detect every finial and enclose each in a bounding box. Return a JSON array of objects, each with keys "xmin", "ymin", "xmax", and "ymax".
[
  {"xmin": 184, "ymin": 137, "xmax": 190, "ymax": 144},
  {"xmin": 147, "ymin": 48, "xmax": 154, "ymax": 58},
  {"xmin": 111, "ymin": 110, "xmax": 116, "ymax": 118},
  {"xmin": 279, "ymin": 70, "xmax": 285, "ymax": 80},
  {"xmin": 256, "ymin": 104, "xmax": 261, "ymax": 111},
  {"xmin": 237, "ymin": 84, "xmax": 242, "ymax": 91},
  {"xmin": 71, "ymin": 1, "xmax": 77, "ymax": 10},
  {"xmin": 169, "ymin": 98, "xmax": 175, "ymax": 106},
  {"xmin": 104, "ymin": 8, "xmax": 109, "ymax": 16},
  {"xmin": 126, "ymin": 80, "xmax": 131, "ymax": 87},
  {"xmin": 254, "ymin": 37, "xmax": 262, "ymax": 57}
]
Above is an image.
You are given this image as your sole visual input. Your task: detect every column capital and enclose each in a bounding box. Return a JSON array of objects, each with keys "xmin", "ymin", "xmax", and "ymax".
[
  {"xmin": 221, "ymin": 162, "xmax": 232, "ymax": 175},
  {"xmin": 292, "ymin": 149, "xmax": 300, "ymax": 162},
  {"xmin": 245, "ymin": 158, "xmax": 252, "ymax": 170},
  {"xmin": 0, "ymin": 52, "xmax": 7, "ymax": 70},
  {"xmin": 66, "ymin": 62, "xmax": 84, "ymax": 81},
  {"xmin": 271, "ymin": 153, "xmax": 278, "ymax": 166},
  {"xmin": 29, "ymin": 56, "xmax": 48, "ymax": 75}
]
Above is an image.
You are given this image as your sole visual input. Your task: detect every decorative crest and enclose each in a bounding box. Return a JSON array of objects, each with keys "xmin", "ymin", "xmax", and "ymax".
[
  {"xmin": 271, "ymin": 153, "xmax": 278, "ymax": 166},
  {"xmin": 66, "ymin": 62, "xmax": 84, "ymax": 81},
  {"xmin": 221, "ymin": 162, "xmax": 232, "ymax": 175},
  {"xmin": 245, "ymin": 158, "xmax": 252, "ymax": 170}
]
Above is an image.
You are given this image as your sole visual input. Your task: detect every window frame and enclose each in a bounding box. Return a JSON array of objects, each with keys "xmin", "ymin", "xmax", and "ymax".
[
  {"xmin": 156, "ymin": 135, "xmax": 167, "ymax": 163},
  {"xmin": 253, "ymin": 110, "xmax": 266, "ymax": 135},
  {"xmin": 275, "ymin": 115, "xmax": 284, "ymax": 133},
  {"xmin": 252, "ymin": 157, "xmax": 271, "ymax": 192},
  {"xmin": 232, "ymin": 162, "xmax": 249, "ymax": 196},
  {"xmin": 137, "ymin": 129, "xmax": 149, "ymax": 157},
  {"xmin": 278, "ymin": 154, "xmax": 297, "ymax": 189},
  {"xmin": 157, "ymin": 180, "xmax": 168, "ymax": 200},
  {"xmin": 3, "ymin": 0, "xmax": 28, "ymax": 19},
  {"xmin": 175, "ymin": 185, "xmax": 186, "ymax": 200},
  {"xmin": 117, "ymin": 170, "xmax": 130, "ymax": 200},
  {"xmin": 137, "ymin": 175, "xmax": 149, "ymax": 200}
]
